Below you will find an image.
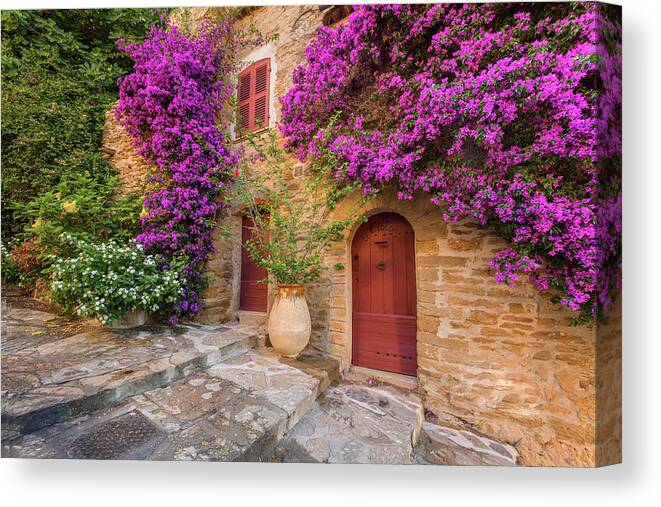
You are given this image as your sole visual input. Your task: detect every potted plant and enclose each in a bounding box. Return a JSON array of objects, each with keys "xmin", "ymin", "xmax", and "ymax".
[
  {"xmin": 226, "ymin": 130, "xmax": 368, "ymax": 357},
  {"xmin": 49, "ymin": 233, "xmax": 185, "ymax": 327}
]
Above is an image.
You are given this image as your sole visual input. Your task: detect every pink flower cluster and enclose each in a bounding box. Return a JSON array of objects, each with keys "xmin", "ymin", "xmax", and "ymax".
[
  {"xmin": 281, "ymin": 3, "xmax": 621, "ymax": 319},
  {"xmin": 115, "ymin": 19, "xmax": 243, "ymax": 320}
]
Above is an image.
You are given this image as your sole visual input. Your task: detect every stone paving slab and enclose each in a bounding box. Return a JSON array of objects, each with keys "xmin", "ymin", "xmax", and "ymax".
[
  {"xmin": 2, "ymin": 317, "xmax": 256, "ymax": 437},
  {"xmin": 413, "ymin": 421, "xmax": 518, "ymax": 466},
  {"xmin": 1, "ymin": 289, "xmax": 98, "ymax": 355},
  {"xmin": 208, "ymin": 351, "xmax": 321, "ymax": 431},
  {"xmin": 275, "ymin": 383, "xmax": 425, "ymax": 464},
  {"xmin": 278, "ymin": 351, "xmax": 340, "ymax": 394},
  {"xmin": 2, "ymin": 350, "xmax": 324, "ymax": 462}
]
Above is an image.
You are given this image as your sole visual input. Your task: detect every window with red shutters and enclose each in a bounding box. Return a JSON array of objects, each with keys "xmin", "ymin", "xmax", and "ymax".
[{"xmin": 237, "ymin": 58, "xmax": 271, "ymax": 135}]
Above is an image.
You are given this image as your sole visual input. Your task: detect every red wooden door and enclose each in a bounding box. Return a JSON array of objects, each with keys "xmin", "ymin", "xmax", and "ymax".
[
  {"xmin": 351, "ymin": 213, "xmax": 417, "ymax": 376},
  {"xmin": 240, "ymin": 215, "xmax": 268, "ymax": 312}
]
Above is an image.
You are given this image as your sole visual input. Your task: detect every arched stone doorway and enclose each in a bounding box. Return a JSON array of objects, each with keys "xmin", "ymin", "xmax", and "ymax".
[{"xmin": 351, "ymin": 212, "xmax": 417, "ymax": 376}]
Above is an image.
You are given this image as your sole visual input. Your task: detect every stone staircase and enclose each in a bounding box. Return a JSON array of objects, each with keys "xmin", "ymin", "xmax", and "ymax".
[
  {"xmin": 2, "ymin": 295, "xmax": 517, "ymax": 465},
  {"xmin": 3, "ymin": 332, "xmax": 517, "ymax": 465},
  {"xmin": 2, "ymin": 350, "xmax": 341, "ymax": 461},
  {"xmin": 2, "ymin": 307, "xmax": 343, "ymax": 462},
  {"xmin": 2, "ymin": 291, "xmax": 342, "ymax": 461},
  {"xmin": 2, "ymin": 323, "xmax": 257, "ymax": 439}
]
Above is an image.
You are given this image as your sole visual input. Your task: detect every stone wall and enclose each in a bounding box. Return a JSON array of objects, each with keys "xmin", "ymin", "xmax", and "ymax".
[
  {"xmin": 234, "ymin": 6, "xmax": 328, "ymax": 121},
  {"xmin": 595, "ymin": 296, "xmax": 622, "ymax": 466},
  {"xmin": 196, "ymin": 208, "xmax": 242, "ymax": 324},
  {"xmin": 101, "ymin": 105, "xmax": 152, "ymax": 194}
]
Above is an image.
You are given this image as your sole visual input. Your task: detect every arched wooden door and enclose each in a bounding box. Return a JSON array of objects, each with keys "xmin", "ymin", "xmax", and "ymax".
[
  {"xmin": 240, "ymin": 215, "xmax": 268, "ymax": 312},
  {"xmin": 351, "ymin": 212, "xmax": 417, "ymax": 376}
]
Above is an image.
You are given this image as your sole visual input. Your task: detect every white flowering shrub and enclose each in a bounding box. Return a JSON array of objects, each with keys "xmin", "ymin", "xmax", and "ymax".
[{"xmin": 50, "ymin": 234, "xmax": 185, "ymax": 324}]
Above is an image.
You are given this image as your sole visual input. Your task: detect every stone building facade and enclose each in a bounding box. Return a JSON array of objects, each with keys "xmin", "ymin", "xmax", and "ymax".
[{"xmin": 102, "ymin": 5, "xmax": 621, "ymax": 467}]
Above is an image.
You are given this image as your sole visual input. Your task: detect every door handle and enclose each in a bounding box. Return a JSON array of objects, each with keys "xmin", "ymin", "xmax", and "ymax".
[{"xmin": 376, "ymin": 260, "xmax": 385, "ymax": 270}]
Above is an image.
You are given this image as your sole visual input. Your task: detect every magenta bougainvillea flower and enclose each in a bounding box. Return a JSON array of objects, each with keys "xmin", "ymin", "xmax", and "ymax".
[
  {"xmin": 280, "ymin": 3, "xmax": 621, "ymax": 320},
  {"xmin": 115, "ymin": 18, "xmax": 244, "ymax": 321}
]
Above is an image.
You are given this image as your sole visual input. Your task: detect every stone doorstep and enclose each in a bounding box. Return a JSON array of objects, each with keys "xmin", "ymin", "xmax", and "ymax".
[
  {"xmin": 345, "ymin": 366, "xmax": 418, "ymax": 392},
  {"xmin": 1, "ymin": 324, "xmax": 256, "ymax": 438},
  {"xmin": 2, "ymin": 350, "xmax": 336, "ymax": 462},
  {"xmin": 236, "ymin": 310, "xmax": 268, "ymax": 331}
]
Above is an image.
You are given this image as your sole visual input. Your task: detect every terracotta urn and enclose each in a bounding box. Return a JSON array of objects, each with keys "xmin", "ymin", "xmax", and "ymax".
[{"xmin": 267, "ymin": 284, "xmax": 311, "ymax": 358}]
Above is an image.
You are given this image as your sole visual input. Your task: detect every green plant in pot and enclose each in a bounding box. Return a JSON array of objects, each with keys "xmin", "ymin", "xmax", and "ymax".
[
  {"xmin": 49, "ymin": 233, "xmax": 186, "ymax": 326},
  {"xmin": 225, "ymin": 129, "xmax": 368, "ymax": 357}
]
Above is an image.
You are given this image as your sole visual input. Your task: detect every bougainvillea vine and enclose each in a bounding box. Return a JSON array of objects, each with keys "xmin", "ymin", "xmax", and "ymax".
[
  {"xmin": 280, "ymin": 3, "xmax": 622, "ymax": 321},
  {"xmin": 115, "ymin": 18, "xmax": 244, "ymax": 321}
]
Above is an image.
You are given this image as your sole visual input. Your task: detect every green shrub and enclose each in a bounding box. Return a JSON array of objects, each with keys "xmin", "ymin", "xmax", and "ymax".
[
  {"xmin": 1, "ymin": 242, "xmax": 22, "ymax": 284},
  {"xmin": 12, "ymin": 173, "xmax": 143, "ymax": 252},
  {"xmin": 1, "ymin": 9, "xmax": 160, "ymax": 234},
  {"xmin": 2, "ymin": 238, "xmax": 49, "ymax": 287},
  {"xmin": 50, "ymin": 234, "xmax": 185, "ymax": 324},
  {"xmin": 225, "ymin": 129, "xmax": 368, "ymax": 285},
  {"xmin": 7, "ymin": 174, "xmax": 143, "ymax": 289}
]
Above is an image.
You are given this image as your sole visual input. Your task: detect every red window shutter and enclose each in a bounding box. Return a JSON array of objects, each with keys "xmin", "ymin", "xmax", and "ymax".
[
  {"xmin": 252, "ymin": 58, "xmax": 270, "ymax": 131},
  {"xmin": 238, "ymin": 66, "xmax": 253, "ymax": 134},
  {"xmin": 237, "ymin": 58, "xmax": 271, "ymax": 135}
]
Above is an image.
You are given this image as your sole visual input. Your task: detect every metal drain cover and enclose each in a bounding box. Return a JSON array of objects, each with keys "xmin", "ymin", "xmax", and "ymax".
[{"xmin": 66, "ymin": 411, "xmax": 161, "ymax": 460}]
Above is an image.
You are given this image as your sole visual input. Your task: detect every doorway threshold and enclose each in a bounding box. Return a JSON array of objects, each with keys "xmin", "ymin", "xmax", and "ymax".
[{"xmin": 347, "ymin": 365, "xmax": 418, "ymax": 391}]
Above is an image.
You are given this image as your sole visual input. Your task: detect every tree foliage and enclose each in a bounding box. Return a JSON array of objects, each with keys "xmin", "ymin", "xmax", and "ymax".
[{"xmin": 1, "ymin": 8, "xmax": 160, "ymax": 234}]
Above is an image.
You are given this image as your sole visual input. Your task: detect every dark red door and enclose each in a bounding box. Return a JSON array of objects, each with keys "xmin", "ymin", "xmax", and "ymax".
[
  {"xmin": 240, "ymin": 215, "xmax": 268, "ymax": 312},
  {"xmin": 352, "ymin": 213, "xmax": 417, "ymax": 376}
]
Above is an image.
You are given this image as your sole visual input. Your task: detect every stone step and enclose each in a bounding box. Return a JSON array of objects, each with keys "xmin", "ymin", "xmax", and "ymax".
[
  {"xmin": 414, "ymin": 421, "xmax": 518, "ymax": 466},
  {"xmin": 2, "ymin": 323, "xmax": 256, "ymax": 438},
  {"xmin": 2, "ymin": 350, "xmax": 336, "ymax": 462},
  {"xmin": 274, "ymin": 383, "xmax": 425, "ymax": 464},
  {"xmin": 236, "ymin": 310, "xmax": 267, "ymax": 333}
]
